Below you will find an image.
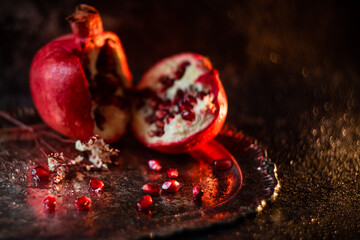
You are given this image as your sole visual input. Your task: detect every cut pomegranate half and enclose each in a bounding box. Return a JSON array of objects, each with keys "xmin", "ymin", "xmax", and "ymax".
[
  {"xmin": 30, "ymin": 4, "xmax": 132, "ymax": 142},
  {"xmin": 132, "ymin": 53, "xmax": 228, "ymax": 153}
]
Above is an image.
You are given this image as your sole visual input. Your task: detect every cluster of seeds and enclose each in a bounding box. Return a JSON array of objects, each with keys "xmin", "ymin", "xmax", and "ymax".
[
  {"xmin": 137, "ymin": 159, "xmax": 204, "ymax": 213},
  {"xmin": 142, "ymin": 61, "xmax": 211, "ymax": 138},
  {"xmin": 42, "ymin": 177, "xmax": 105, "ymax": 212}
]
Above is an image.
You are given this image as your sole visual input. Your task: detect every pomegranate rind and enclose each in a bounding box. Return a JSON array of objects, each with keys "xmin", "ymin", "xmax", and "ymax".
[
  {"xmin": 30, "ymin": 34, "xmax": 132, "ymax": 142},
  {"xmin": 132, "ymin": 52, "xmax": 228, "ymax": 153},
  {"xmin": 30, "ymin": 37, "xmax": 94, "ymax": 141}
]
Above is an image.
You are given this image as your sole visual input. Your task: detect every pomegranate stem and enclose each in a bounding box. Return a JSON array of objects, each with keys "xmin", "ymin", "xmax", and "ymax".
[{"xmin": 66, "ymin": 4, "xmax": 104, "ymax": 45}]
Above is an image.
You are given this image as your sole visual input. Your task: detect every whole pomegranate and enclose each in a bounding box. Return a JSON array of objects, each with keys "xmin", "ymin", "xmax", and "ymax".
[
  {"xmin": 30, "ymin": 4, "xmax": 132, "ymax": 142},
  {"xmin": 132, "ymin": 53, "xmax": 228, "ymax": 153}
]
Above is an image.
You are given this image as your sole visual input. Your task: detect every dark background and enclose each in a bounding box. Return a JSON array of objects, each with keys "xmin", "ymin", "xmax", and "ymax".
[{"xmin": 1, "ymin": 0, "xmax": 360, "ymax": 239}]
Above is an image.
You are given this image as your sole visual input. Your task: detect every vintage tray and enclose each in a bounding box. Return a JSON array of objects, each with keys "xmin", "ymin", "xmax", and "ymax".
[{"xmin": 0, "ymin": 117, "xmax": 278, "ymax": 239}]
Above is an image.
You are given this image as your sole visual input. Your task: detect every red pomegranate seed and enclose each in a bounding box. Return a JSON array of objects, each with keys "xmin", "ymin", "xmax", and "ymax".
[
  {"xmin": 43, "ymin": 196, "xmax": 56, "ymax": 211},
  {"xmin": 160, "ymin": 75, "xmax": 172, "ymax": 84},
  {"xmin": 162, "ymin": 180, "xmax": 180, "ymax": 193},
  {"xmin": 174, "ymin": 89, "xmax": 184, "ymax": 103},
  {"xmin": 192, "ymin": 185, "xmax": 204, "ymax": 200},
  {"xmin": 89, "ymin": 177, "xmax": 104, "ymax": 193},
  {"xmin": 181, "ymin": 109, "xmax": 196, "ymax": 121},
  {"xmin": 32, "ymin": 166, "xmax": 50, "ymax": 181},
  {"xmin": 213, "ymin": 159, "xmax": 233, "ymax": 171},
  {"xmin": 196, "ymin": 91, "xmax": 207, "ymax": 100},
  {"xmin": 160, "ymin": 76, "xmax": 175, "ymax": 89},
  {"xmin": 156, "ymin": 119, "xmax": 165, "ymax": 128},
  {"xmin": 178, "ymin": 101, "xmax": 193, "ymax": 112},
  {"xmin": 74, "ymin": 196, "xmax": 91, "ymax": 211},
  {"xmin": 137, "ymin": 195, "xmax": 153, "ymax": 212},
  {"xmin": 155, "ymin": 110, "xmax": 168, "ymax": 119},
  {"xmin": 167, "ymin": 168, "xmax": 178, "ymax": 178},
  {"xmin": 148, "ymin": 159, "xmax": 162, "ymax": 171},
  {"xmin": 142, "ymin": 184, "xmax": 160, "ymax": 196},
  {"xmin": 187, "ymin": 95, "xmax": 197, "ymax": 104},
  {"xmin": 148, "ymin": 129, "xmax": 164, "ymax": 137},
  {"xmin": 175, "ymin": 61, "xmax": 190, "ymax": 79},
  {"xmin": 166, "ymin": 114, "xmax": 175, "ymax": 124},
  {"xmin": 158, "ymin": 100, "xmax": 171, "ymax": 110}
]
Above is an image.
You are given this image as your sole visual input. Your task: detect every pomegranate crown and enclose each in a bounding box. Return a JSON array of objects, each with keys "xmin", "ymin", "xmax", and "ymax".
[{"xmin": 66, "ymin": 4, "xmax": 103, "ymax": 43}]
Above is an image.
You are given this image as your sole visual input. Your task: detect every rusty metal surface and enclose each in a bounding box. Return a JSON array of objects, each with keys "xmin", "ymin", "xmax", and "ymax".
[{"xmin": 0, "ymin": 125, "xmax": 277, "ymax": 239}]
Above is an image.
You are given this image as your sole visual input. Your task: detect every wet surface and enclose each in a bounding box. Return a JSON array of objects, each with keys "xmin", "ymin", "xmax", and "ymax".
[
  {"xmin": 1, "ymin": 0, "xmax": 360, "ymax": 239},
  {"xmin": 0, "ymin": 126, "xmax": 277, "ymax": 239}
]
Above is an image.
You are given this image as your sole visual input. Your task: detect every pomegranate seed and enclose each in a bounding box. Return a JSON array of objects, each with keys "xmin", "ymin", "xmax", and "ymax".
[
  {"xmin": 89, "ymin": 177, "xmax": 104, "ymax": 193},
  {"xmin": 32, "ymin": 166, "xmax": 50, "ymax": 181},
  {"xmin": 157, "ymin": 129, "xmax": 165, "ymax": 137},
  {"xmin": 160, "ymin": 75, "xmax": 172, "ymax": 84},
  {"xmin": 162, "ymin": 180, "xmax": 180, "ymax": 193},
  {"xmin": 167, "ymin": 168, "xmax": 178, "ymax": 178},
  {"xmin": 196, "ymin": 91, "xmax": 207, "ymax": 100},
  {"xmin": 178, "ymin": 101, "xmax": 193, "ymax": 112},
  {"xmin": 158, "ymin": 100, "xmax": 171, "ymax": 110},
  {"xmin": 160, "ymin": 76, "xmax": 175, "ymax": 89},
  {"xmin": 213, "ymin": 159, "xmax": 233, "ymax": 171},
  {"xmin": 148, "ymin": 130, "xmax": 157, "ymax": 137},
  {"xmin": 175, "ymin": 61, "xmax": 191, "ymax": 79},
  {"xmin": 166, "ymin": 114, "xmax": 175, "ymax": 124},
  {"xmin": 181, "ymin": 109, "xmax": 196, "ymax": 121},
  {"xmin": 148, "ymin": 129, "xmax": 164, "ymax": 137},
  {"xmin": 192, "ymin": 185, "xmax": 204, "ymax": 200},
  {"xmin": 137, "ymin": 195, "xmax": 153, "ymax": 212},
  {"xmin": 148, "ymin": 159, "xmax": 162, "ymax": 171},
  {"xmin": 74, "ymin": 196, "xmax": 91, "ymax": 211},
  {"xmin": 155, "ymin": 110, "xmax": 168, "ymax": 119},
  {"xmin": 187, "ymin": 95, "xmax": 197, "ymax": 104},
  {"xmin": 156, "ymin": 119, "xmax": 165, "ymax": 128},
  {"xmin": 174, "ymin": 89, "xmax": 184, "ymax": 103},
  {"xmin": 142, "ymin": 184, "xmax": 160, "ymax": 196},
  {"xmin": 43, "ymin": 196, "xmax": 56, "ymax": 211}
]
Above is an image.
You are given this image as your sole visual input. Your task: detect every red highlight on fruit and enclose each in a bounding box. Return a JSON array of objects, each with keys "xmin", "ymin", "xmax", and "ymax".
[
  {"xmin": 89, "ymin": 177, "xmax": 105, "ymax": 193},
  {"xmin": 30, "ymin": 4, "xmax": 132, "ymax": 142},
  {"xmin": 32, "ymin": 166, "xmax": 50, "ymax": 182},
  {"xmin": 162, "ymin": 180, "xmax": 180, "ymax": 193},
  {"xmin": 213, "ymin": 159, "xmax": 233, "ymax": 171},
  {"xmin": 74, "ymin": 196, "xmax": 91, "ymax": 211},
  {"xmin": 137, "ymin": 195, "xmax": 153, "ymax": 212},
  {"xmin": 148, "ymin": 160, "xmax": 162, "ymax": 171},
  {"xmin": 142, "ymin": 184, "xmax": 160, "ymax": 196},
  {"xmin": 43, "ymin": 196, "xmax": 56, "ymax": 211},
  {"xmin": 167, "ymin": 168, "xmax": 178, "ymax": 178}
]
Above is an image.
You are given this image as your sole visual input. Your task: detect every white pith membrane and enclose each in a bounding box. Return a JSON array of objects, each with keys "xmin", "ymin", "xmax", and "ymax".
[
  {"xmin": 83, "ymin": 36, "xmax": 130, "ymax": 140},
  {"xmin": 134, "ymin": 56, "xmax": 217, "ymax": 144}
]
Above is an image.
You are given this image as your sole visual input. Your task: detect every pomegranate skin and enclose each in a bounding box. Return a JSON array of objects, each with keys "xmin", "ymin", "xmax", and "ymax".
[
  {"xmin": 132, "ymin": 53, "xmax": 228, "ymax": 153},
  {"xmin": 30, "ymin": 5, "xmax": 132, "ymax": 142},
  {"xmin": 30, "ymin": 39, "xmax": 94, "ymax": 140}
]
